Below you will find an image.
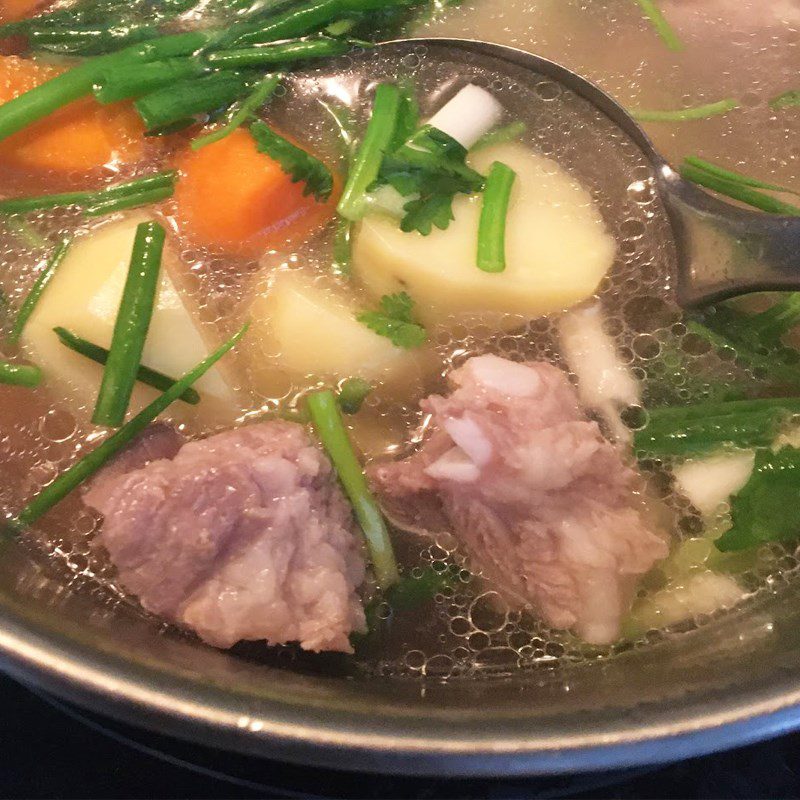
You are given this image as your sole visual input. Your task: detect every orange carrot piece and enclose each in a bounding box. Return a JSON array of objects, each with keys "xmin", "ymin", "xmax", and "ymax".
[
  {"xmin": 0, "ymin": 0, "xmax": 45, "ymax": 22},
  {"xmin": 0, "ymin": 56, "xmax": 145, "ymax": 174},
  {"xmin": 173, "ymin": 127, "xmax": 338, "ymax": 256}
]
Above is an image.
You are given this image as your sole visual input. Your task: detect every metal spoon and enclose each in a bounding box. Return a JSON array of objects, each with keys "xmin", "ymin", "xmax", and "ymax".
[{"xmin": 369, "ymin": 38, "xmax": 800, "ymax": 308}]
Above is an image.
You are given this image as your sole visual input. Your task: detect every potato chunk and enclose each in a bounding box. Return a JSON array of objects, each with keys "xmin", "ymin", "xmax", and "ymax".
[
  {"xmin": 352, "ymin": 142, "xmax": 616, "ymax": 325},
  {"xmin": 246, "ymin": 270, "xmax": 423, "ymax": 396},
  {"xmin": 21, "ymin": 214, "xmax": 241, "ymax": 426}
]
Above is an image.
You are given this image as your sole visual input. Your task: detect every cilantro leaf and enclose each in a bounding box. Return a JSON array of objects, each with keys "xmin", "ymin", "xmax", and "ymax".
[
  {"xmin": 337, "ymin": 377, "xmax": 372, "ymax": 414},
  {"xmin": 250, "ymin": 120, "xmax": 333, "ymax": 201},
  {"xmin": 716, "ymin": 447, "xmax": 800, "ymax": 552},
  {"xmin": 400, "ymin": 193, "xmax": 455, "ymax": 234},
  {"xmin": 356, "ymin": 291, "xmax": 427, "ymax": 349}
]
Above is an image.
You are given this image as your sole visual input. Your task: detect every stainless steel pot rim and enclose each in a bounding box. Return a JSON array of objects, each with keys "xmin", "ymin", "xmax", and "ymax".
[{"xmin": 1, "ymin": 606, "xmax": 799, "ymax": 776}]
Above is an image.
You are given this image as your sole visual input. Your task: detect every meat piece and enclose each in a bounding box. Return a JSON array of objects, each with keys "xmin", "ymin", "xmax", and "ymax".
[
  {"xmin": 85, "ymin": 421, "xmax": 366, "ymax": 652},
  {"xmin": 370, "ymin": 355, "xmax": 669, "ymax": 644}
]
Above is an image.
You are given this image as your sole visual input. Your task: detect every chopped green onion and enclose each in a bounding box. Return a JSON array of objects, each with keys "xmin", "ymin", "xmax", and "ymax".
[
  {"xmin": 191, "ymin": 73, "xmax": 281, "ymax": 151},
  {"xmin": 134, "ymin": 70, "xmax": 258, "ymax": 132},
  {"xmin": 471, "ymin": 120, "xmax": 526, "ymax": 152},
  {"xmin": 680, "ymin": 163, "xmax": 800, "ymax": 216},
  {"xmin": 0, "ymin": 171, "xmax": 176, "ymax": 215},
  {"xmin": 748, "ymin": 294, "xmax": 800, "ymax": 343},
  {"xmin": 476, "ymin": 161, "xmax": 515, "ymax": 273},
  {"xmin": 633, "ymin": 0, "xmax": 683, "ymax": 52},
  {"xmin": 337, "ymin": 376, "xmax": 371, "ymax": 414},
  {"xmin": 207, "ymin": 35, "xmax": 353, "ymax": 68},
  {"xmin": 84, "ymin": 185, "xmax": 175, "ymax": 216},
  {"xmin": 306, "ymin": 388, "xmax": 399, "ymax": 588},
  {"xmin": 10, "ymin": 323, "xmax": 248, "ymax": 530},
  {"xmin": 0, "ymin": 361, "xmax": 41, "ymax": 387},
  {"xmin": 94, "ymin": 57, "xmax": 209, "ymax": 105},
  {"xmin": 92, "ymin": 222, "xmax": 165, "ymax": 427},
  {"xmin": 683, "ymin": 156, "xmax": 800, "ymax": 197},
  {"xmin": 8, "ymin": 237, "xmax": 72, "ymax": 345},
  {"xmin": 5, "ymin": 216, "xmax": 48, "ymax": 249},
  {"xmin": 332, "ymin": 216, "xmax": 352, "ymax": 276},
  {"xmin": 337, "ymin": 82, "xmax": 401, "ymax": 221},
  {"xmin": 770, "ymin": 90, "xmax": 800, "ymax": 110},
  {"xmin": 631, "ymin": 99, "xmax": 738, "ymax": 122},
  {"xmin": 54, "ymin": 327, "xmax": 200, "ymax": 405}
]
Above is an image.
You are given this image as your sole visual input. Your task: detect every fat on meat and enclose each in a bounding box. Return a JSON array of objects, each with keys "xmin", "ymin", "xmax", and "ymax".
[
  {"xmin": 370, "ymin": 355, "xmax": 669, "ymax": 644},
  {"xmin": 84, "ymin": 421, "xmax": 366, "ymax": 652}
]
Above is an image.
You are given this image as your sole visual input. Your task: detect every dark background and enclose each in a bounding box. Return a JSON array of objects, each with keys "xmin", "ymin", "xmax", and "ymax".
[{"xmin": 2, "ymin": 669, "xmax": 800, "ymax": 800}]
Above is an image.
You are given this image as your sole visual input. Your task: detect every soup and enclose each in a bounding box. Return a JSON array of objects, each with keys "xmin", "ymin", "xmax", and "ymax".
[{"xmin": 0, "ymin": 0, "xmax": 798, "ymax": 680}]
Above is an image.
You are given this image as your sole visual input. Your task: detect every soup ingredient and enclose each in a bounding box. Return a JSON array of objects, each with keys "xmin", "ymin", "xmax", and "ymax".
[
  {"xmin": 680, "ymin": 162, "xmax": 800, "ymax": 216},
  {"xmin": 0, "ymin": 170, "xmax": 176, "ymax": 215},
  {"xmin": 307, "ymin": 388, "xmax": 398, "ymax": 588},
  {"xmin": 250, "ymin": 119, "xmax": 334, "ymax": 201},
  {"xmin": 423, "ymin": 83, "xmax": 503, "ymax": 150},
  {"xmin": 20, "ymin": 214, "xmax": 240, "ymax": 424},
  {"xmin": 206, "ymin": 35, "xmax": 354, "ymax": 69},
  {"xmin": 352, "ymin": 142, "xmax": 616, "ymax": 326},
  {"xmin": 54, "ymin": 327, "xmax": 200, "ymax": 405},
  {"xmin": 7, "ymin": 236, "xmax": 71, "ymax": 344},
  {"xmin": 630, "ymin": 98, "xmax": 739, "ymax": 122},
  {"xmin": 635, "ymin": 398, "xmax": 800, "ymax": 457},
  {"xmin": 356, "ymin": 291, "xmax": 427, "ymax": 349},
  {"xmin": 0, "ymin": 0, "xmax": 45, "ymax": 23},
  {"xmin": 672, "ymin": 450, "xmax": 755, "ymax": 516},
  {"xmin": 83, "ymin": 419, "xmax": 366, "ymax": 651},
  {"xmin": 633, "ymin": 0, "xmax": 683, "ymax": 51},
  {"xmin": 471, "ymin": 120, "xmax": 526, "ymax": 152},
  {"xmin": 93, "ymin": 57, "xmax": 209, "ymax": 106},
  {"xmin": 173, "ymin": 127, "xmax": 336, "ymax": 255},
  {"xmin": 370, "ymin": 355, "xmax": 669, "ymax": 644},
  {"xmin": 716, "ymin": 447, "xmax": 800, "ymax": 552},
  {"xmin": 92, "ymin": 221, "xmax": 164, "ymax": 427},
  {"xmin": 337, "ymin": 376, "xmax": 372, "ymax": 414},
  {"xmin": 190, "ymin": 72, "xmax": 281, "ymax": 151},
  {"xmin": 558, "ymin": 303, "xmax": 641, "ymax": 443},
  {"xmin": 0, "ymin": 359, "xmax": 40, "ymax": 386},
  {"xmin": 247, "ymin": 270, "xmax": 420, "ymax": 391},
  {"xmin": 771, "ymin": 90, "xmax": 800, "ymax": 110},
  {"xmin": 0, "ymin": 55, "xmax": 144, "ymax": 173},
  {"xmin": 10, "ymin": 323, "xmax": 247, "ymax": 529},
  {"xmin": 682, "ymin": 156, "xmax": 800, "ymax": 197},
  {"xmin": 476, "ymin": 161, "xmax": 515, "ymax": 273}
]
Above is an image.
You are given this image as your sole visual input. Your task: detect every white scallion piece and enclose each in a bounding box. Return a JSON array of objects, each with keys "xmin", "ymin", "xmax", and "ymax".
[{"xmin": 425, "ymin": 84, "xmax": 504, "ymax": 150}]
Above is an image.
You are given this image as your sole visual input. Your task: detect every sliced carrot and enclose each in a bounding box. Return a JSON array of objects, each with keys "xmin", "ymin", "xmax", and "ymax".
[
  {"xmin": 0, "ymin": 0, "xmax": 45, "ymax": 21},
  {"xmin": 0, "ymin": 56, "xmax": 145, "ymax": 174},
  {"xmin": 173, "ymin": 127, "xmax": 338, "ymax": 257}
]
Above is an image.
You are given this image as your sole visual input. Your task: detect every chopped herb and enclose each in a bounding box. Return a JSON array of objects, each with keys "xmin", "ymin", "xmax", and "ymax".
[
  {"xmin": 631, "ymin": 99, "xmax": 739, "ymax": 123},
  {"xmin": 8, "ymin": 238, "xmax": 72, "ymax": 345},
  {"xmin": 683, "ymin": 156, "xmax": 800, "ymax": 197},
  {"xmin": 0, "ymin": 360, "xmax": 41, "ymax": 387},
  {"xmin": 476, "ymin": 160, "xmax": 515, "ymax": 273},
  {"xmin": 306, "ymin": 388, "xmax": 399, "ymax": 588},
  {"xmin": 93, "ymin": 57, "xmax": 208, "ymax": 105},
  {"xmin": 207, "ymin": 35, "xmax": 354, "ymax": 68},
  {"xmin": 770, "ymin": 90, "xmax": 800, "ymax": 110},
  {"xmin": 337, "ymin": 376, "xmax": 371, "ymax": 413},
  {"xmin": 250, "ymin": 120, "xmax": 334, "ymax": 201},
  {"xmin": 332, "ymin": 216, "xmax": 352, "ymax": 276},
  {"xmin": 357, "ymin": 291, "xmax": 427, "ymax": 349},
  {"xmin": 10, "ymin": 323, "xmax": 248, "ymax": 530},
  {"xmin": 471, "ymin": 120, "xmax": 526, "ymax": 152},
  {"xmin": 716, "ymin": 447, "xmax": 800, "ymax": 552},
  {"xmin": 633, "ymin": 0, "xmax": 683, "ymax": 51}
]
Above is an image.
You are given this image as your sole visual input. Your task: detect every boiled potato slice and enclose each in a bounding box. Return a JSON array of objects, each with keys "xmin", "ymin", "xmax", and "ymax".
[
  {"xmin": 21, "ymin": 213, "xmax": 242, "ymax": 426},
  {"xmin": 247, "ymin": 270, "xmax": 425, "ymax": 396},
  {"xmin": 352, "ymin": 142, "xmax": 616, "ymax": 326}
]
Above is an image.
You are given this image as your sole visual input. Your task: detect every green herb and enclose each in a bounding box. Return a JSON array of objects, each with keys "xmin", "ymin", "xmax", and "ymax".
[
  {"xmin": 471, "ymin": 120, "xmax": 526, "ymax": 152},
  {"xmin": 54, "ymin": 327, "xmax": 200, "ymax": 405},
  {"xmin": 94, "ymin": 57, "xmax": 208, "ymax": 105},
  {"xmin": 770, "ymin": 90, "xmax": 800, "ymax": 110},
  {"xmin": 207, "ymin": 35, "xmax": 354, "ymax": 68},
  {"xmin": 683, "ymin": 156, "xmax": 800, "ymax": 197},
  {"xmin": 337, "ymin": 376, "xmax": 371, "ymax": 413},
  {"xmin": 716, "ymin": 447, "xmax": 800, "ymax": 552},
  {"xmin": 476, "ymin": 160, "xmax": 515, "ymax": 273},
  {"xmin": 0, "ymin": 171, "xmax": 176, "ymax": 215},
  {"xmin": 92, "ymin": 222, "xmax": 165, "ymax": 427},
  {"xmin": 306, "ymin": 388, "xmax": 399, "ymax": 588},
  {"xmin": 631, "ymin": 99, "xmax": 738, "ymax": 123},
  {"xmin": 191, "ymin": 73, "xmax": 281, "ymax": 151},
  {"xmin": 338, "ymin": 82, "xmax": 402, "ymax": 220},
  {"xmin": 680, "ymin": 163, "xmax": 800, "ymax": 216},
  {"xmin": 332, "ymin": 217, "xmax": 352, "ymax": 276},
  {"xmin": 250, "ymin": 120, "xmax": 334, "ymax": 200},
  {"xmin": 357, "ymin": 291, "xmax": 426, "ymax": 349},
  {"xmin": 6, "ymin": 216, "xmax": 48, "ymax": 249},
  {"xmin": 633, "ymin": 0, "xmax": 683, "ymax": 51},
  {"xmin": 0, "ymin": 361, "xmax": 41, "ymax": 387},
  {"xmin": 8, "ymin": 238, "xmax": 72, "ymax": 345},
  {"xmin": 10, "ymin": 323, "xmax": 248, "ymax": 530}
]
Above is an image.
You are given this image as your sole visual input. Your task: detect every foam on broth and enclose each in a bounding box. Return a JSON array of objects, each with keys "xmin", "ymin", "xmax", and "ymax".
[{"xmin": 0, "ymin": 4, "xmax": 799, "ymax": 679}]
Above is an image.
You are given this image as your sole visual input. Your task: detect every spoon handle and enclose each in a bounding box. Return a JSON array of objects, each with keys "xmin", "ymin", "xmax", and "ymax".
[{"xmin": 658, "ymin": 165, "xmax": 800, "ymax": 307}]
